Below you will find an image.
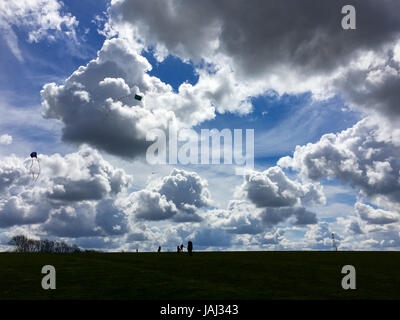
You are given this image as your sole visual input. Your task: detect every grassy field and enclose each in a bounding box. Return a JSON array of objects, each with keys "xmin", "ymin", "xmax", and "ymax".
[{"xmin": 0, "ymin": 251, "xmax": 399, "ymax": 300}]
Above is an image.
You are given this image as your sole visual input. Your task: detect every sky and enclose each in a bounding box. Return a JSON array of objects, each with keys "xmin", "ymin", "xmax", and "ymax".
[{"xmin": 1, "ymin": 0, "xmax": 400, "ymax": 251}]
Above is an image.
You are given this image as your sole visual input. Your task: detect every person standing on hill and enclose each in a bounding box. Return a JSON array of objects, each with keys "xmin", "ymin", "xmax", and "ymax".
[
  {"xmin": 158, "ymin": 246, "xmax": 161, "ymax": 252},
  {"xmin": 187, "ymin": 241, "xmax": 193, "ymax": 256}
]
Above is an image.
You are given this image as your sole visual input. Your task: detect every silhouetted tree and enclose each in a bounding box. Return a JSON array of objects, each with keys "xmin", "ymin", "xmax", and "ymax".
[{"xmin": 8, "ymin": 235, "xmax": 81, "ymax": 253}]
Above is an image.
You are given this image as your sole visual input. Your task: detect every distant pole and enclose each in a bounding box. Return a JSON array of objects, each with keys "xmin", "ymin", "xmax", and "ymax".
[{"xmin": 332, "ymin": 233, "xmax": 338, "ymax": 251}]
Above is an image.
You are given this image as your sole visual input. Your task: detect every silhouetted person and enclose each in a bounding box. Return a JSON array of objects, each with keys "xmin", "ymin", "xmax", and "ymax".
[
  {"xmin": 136, "ymin": 249, "xmax": 138, "ymax": 253},
  {"xmin": 187, "ymin": 241, "xmax": 193, "ymax": 256},
  {"xmin": 177, "ymin": 245, "xmax": 181, "ymax": 253},
  {"xmin": 180, "ymin": 244, "xmax": 184, "ymax": 252},
  {"xmin": 158, "ymin": 246, "xmax": 161, "ymax": 252}
]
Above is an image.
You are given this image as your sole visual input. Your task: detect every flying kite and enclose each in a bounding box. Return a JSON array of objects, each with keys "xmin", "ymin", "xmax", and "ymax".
[
  {"xmin": 103, "ymin": 91, "xmax": 143, "ymax": 119},
  {"xmin": 116, "ymin": 91, "xmax": 143, "ymax": 102},
  {"xmin": 29, "ymin": 152, "xmax": 41, "ymax": 182}
]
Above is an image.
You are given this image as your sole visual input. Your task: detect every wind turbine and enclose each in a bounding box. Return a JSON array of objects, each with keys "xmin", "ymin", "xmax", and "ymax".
[{"xmin": 331, "ymin": 232, "xmax": 338, "ymax": 251}]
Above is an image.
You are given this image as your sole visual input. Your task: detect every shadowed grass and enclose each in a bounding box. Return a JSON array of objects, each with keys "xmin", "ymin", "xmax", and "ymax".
[{"xmin": 0, "ymin": 251, "xmax": 399, "ymax": 300}]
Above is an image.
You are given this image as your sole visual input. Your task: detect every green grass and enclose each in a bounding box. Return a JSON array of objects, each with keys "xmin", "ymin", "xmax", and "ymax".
[{"xmin": 0, "ymin": 251, "xmax": 399, "ymax": 300}]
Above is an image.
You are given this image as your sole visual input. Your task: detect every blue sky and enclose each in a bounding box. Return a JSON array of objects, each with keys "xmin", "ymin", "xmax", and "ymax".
[
  {"xmin": 0, "ymin": 0, "xmax": 107, "ymax": 100},
  {"xmin": 1, "ymin": 0, "xmax": 400, "ymax": 252}
]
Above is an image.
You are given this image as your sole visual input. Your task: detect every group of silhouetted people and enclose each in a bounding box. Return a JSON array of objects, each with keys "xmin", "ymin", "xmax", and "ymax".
[
  {"xmin": 177, "ymin": 244, "xmax": 184, "ymax": 253},
  {"xmin": 157, "ymin": 241, "xmax": 193, "ymax": 255},
  {"xmin": 177, "ymin": 242, "xmax": 193, "ymax": 255}
]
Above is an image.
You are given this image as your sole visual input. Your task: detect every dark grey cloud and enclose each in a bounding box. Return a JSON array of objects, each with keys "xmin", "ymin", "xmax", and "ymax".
[
  {"xmin": 261, "ymin": 207, "xmax": 317, "ymax": 226},
  {"xmin": 109, "ymin": 0, "xmax": 400, "ymax": 121},
  {"xmin": 47, "ymin": 177, "xmax": 110, "ymax": 201},
  {"xmin": 171, "ymin": 212, "xmax": 202, "ymax": 223},
  {"xmin": 40, "ymin": 38, "xmax": 159, "ymax": 159},
  {"xmin": 111, "ymin": 0, "xmax": 400, "ymax": 76},
  {"xmin": 335, "ymin": 54, "xmax": 400, "ymax": 120}
]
